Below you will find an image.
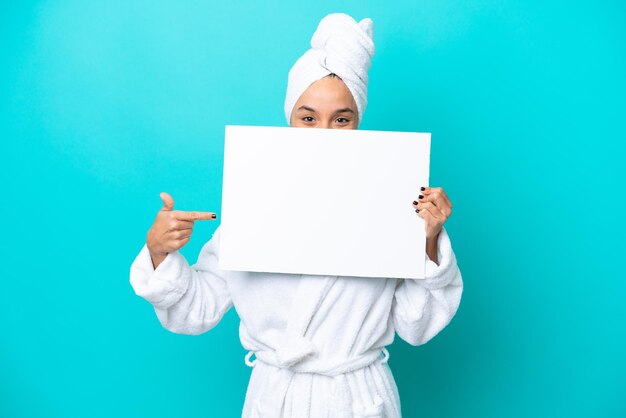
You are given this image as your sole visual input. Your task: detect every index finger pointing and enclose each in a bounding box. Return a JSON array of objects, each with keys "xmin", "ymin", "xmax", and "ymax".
[{"xmin": 175, "ymin": 211, "xmax": 218, "ymax": 221}]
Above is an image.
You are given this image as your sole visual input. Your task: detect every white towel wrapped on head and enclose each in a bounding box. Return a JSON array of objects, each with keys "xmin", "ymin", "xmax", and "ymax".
[{"xmin": 284, "ymin": 13, "xmax": 375, "ymax": 124}]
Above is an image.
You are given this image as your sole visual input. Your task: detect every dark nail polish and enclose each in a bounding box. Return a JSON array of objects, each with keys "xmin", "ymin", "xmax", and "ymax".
[
  {"xmin": 412, "ymin": 201, "xmax": 418, "ymax": 205},
  {"xmin": 415, "ymin": 209, "xmax": 420, "ymax": 213},
  {"xmin": 418, "ymin": 195, "xmax": 424, "ymax": 199},
  {"xmin": 212, "ymin": 214, "xmax": 217, "ymax": 219},
  {"xmin": 420, "ymin": 187, "xmax": 426, "ymax": 191}
]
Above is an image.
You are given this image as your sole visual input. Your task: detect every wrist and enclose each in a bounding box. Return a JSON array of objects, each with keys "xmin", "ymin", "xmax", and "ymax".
[
  {"xmin": 148, "ymin": 249, "xmax": 168, "ymax": 270},
  {"xmin": 426, "ymin": 229, "xmax": 441, "ymax": 243},
  {"xmin": 425, "ymin": 231, "xmax": 440, "ymax": 264}
]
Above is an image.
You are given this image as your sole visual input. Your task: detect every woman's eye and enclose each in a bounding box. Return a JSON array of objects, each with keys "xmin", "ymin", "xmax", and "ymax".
[
  {"xmin": 336, "ymin": 117, "xmax": 349, "ymax": 123},
  {"xmin": 302, "ymin": 116, "xmax": 314, "ymax": 122}
]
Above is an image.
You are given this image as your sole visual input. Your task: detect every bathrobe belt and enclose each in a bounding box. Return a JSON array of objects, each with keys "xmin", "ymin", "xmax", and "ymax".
[
  {"xmin": 245, "ymin": 342, "xmax": 390, "ymax": 417},
  {"xmin": 246, "ymin": 275, "xmax": 389, "ymax": 416}
]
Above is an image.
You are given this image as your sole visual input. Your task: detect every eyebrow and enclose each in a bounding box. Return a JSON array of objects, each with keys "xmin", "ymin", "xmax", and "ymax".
[{"xmin": 296, "ymin": 105, "xmax": 355, "ymax": 114}]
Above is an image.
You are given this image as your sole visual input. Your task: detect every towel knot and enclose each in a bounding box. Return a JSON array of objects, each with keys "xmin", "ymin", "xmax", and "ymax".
[{"xmin": 311, "ymin": 13, "xmax": 374, "ymax": 81}]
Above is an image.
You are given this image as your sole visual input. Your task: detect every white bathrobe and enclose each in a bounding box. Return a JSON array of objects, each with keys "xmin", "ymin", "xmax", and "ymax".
[{"xmin": 130, "ymin": 225, "xmax": 463, "ymax": 417}]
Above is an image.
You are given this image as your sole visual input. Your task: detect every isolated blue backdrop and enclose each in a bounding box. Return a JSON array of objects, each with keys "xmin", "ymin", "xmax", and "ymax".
[{"xmin": 1, "ymin": 1, "xmax": 625, "ymax": 417}]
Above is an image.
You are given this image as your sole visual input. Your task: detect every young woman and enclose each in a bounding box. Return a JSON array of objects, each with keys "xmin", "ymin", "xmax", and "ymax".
[{"xmin": 130, "ymin": 13, "xmax": 463, "ymax": 418}]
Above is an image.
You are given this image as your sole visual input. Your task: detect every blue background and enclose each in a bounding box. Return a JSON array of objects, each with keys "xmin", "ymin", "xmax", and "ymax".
[{"xmin": 2, "ymin": 1, "xmax": 624, "ymax": 417}]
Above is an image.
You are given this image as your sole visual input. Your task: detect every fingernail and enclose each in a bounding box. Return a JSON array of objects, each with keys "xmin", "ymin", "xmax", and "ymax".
[
  {"xmin": 418, "ymin": 195, "xmax": 424, "ymax": 199},
  {"xmin": 212, "ymin": 214, "xmax": 217, "ymax": 219},
  {"xmin": 415, "ymin": 209, "xmax": 420, "ymax": 213},
  {"xmin": 420, "ymin": 187, "xmax": 426, "ymax": 191},
  {"xmin": 412, "ymin": 201, "xmax": 418, "ymax": 205}
]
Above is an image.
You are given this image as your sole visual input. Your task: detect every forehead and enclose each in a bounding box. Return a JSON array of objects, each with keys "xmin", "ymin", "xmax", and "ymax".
[{"xmin": 296, "ymin": 76, "xmax": 357, "ymax": 109}]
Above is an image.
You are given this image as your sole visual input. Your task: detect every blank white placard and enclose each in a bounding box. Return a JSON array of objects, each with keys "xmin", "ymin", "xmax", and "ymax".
[{"xmin": 219, "ymin": 125, "xmax": 431, "ymax": 279}]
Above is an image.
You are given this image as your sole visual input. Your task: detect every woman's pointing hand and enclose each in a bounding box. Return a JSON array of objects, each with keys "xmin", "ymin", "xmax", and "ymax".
[{"xmin": 146, "ymin": 192, "xmax": 217, "ymax": 268}]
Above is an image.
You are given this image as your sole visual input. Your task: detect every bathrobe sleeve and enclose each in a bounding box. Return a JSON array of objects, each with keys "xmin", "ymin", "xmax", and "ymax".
[
  {"xmin": 392, "ymin": 227, "xmax": 463, "ymax": 346},
  {"xmin": 129, "ymin": 226, "xmax": 232, "ymax": 335}
]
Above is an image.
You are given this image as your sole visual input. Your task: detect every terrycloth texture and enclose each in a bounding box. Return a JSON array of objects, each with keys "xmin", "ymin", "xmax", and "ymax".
[
  {"xmin": 284, "ymin": 13, "xmax": 375, "ymax": 124},
  {"xmin": 130, "ymin": 226, "xmax": 463, "ymax": 417}
]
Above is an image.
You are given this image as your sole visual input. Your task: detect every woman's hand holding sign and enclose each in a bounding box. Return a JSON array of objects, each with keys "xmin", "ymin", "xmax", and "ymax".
[
  {"xmin": 411, "ymin": 186, "xmax": 453, "ymax": 264},
  {"xmin": 146, "ymin": 192, "xmax": 218, "ymax": 268}
]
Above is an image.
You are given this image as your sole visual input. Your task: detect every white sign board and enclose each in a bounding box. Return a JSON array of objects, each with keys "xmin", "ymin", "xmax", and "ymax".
[{"xmin": 219, "ymin": 125, "xmax": 431, "ymax": 279}]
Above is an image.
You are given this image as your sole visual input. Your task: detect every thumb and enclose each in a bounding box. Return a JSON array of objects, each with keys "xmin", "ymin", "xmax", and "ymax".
[{"xmin": 160, "ymin": 192, "xmax": 174, "ymax": 211}]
